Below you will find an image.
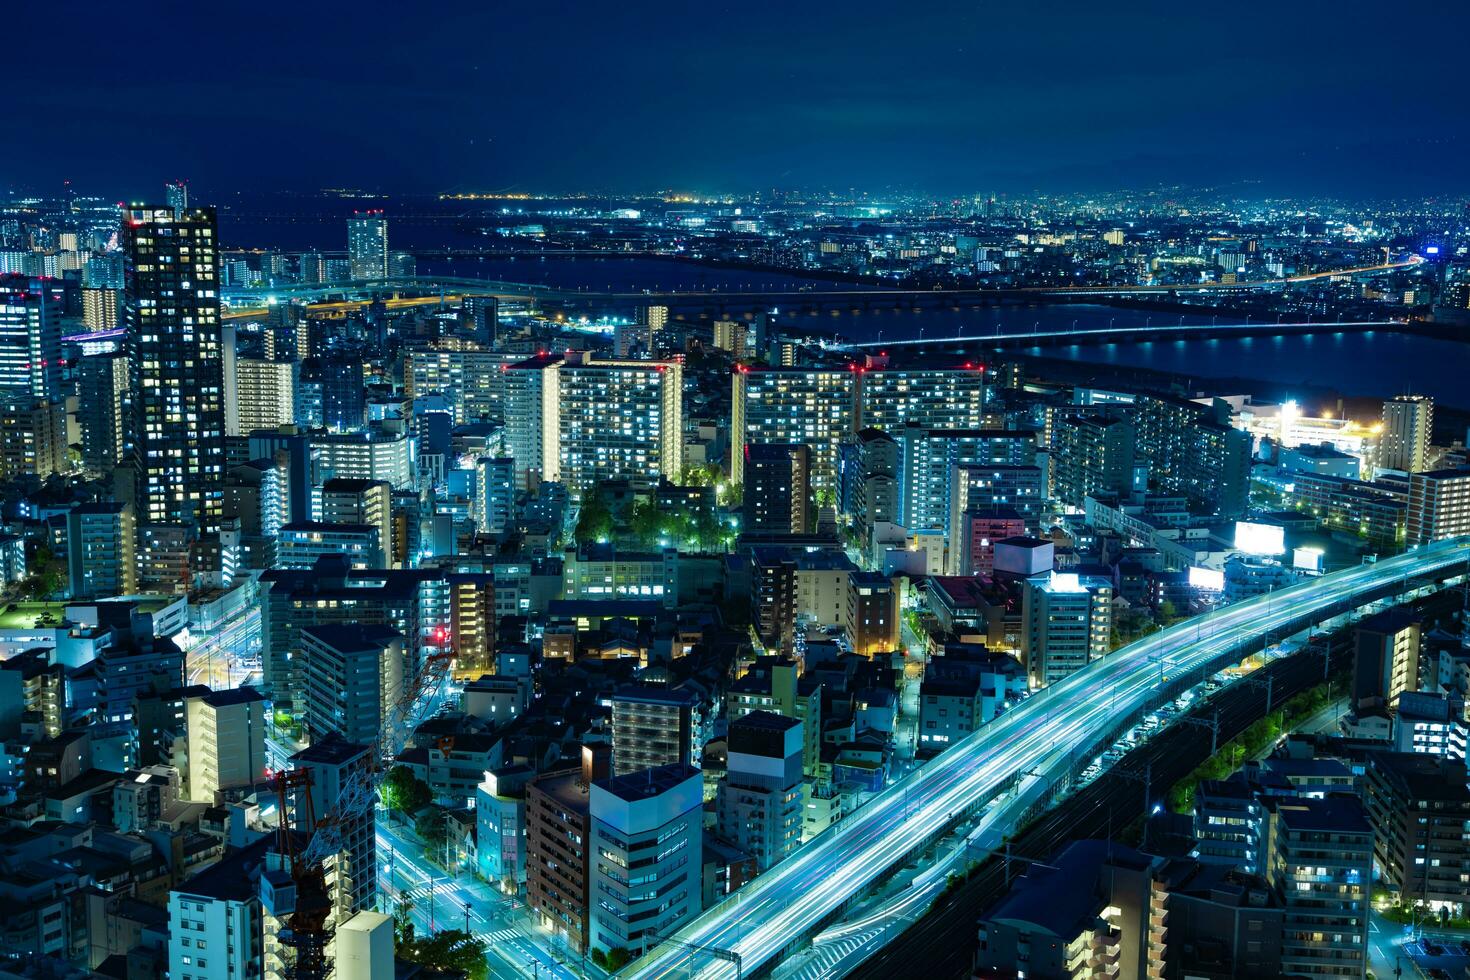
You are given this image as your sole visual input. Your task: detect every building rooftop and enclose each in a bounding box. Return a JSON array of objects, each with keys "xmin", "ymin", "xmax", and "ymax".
[
  {"xmin": 199, "ymin": 686, "xmax": 267, "ymax": 708},
  {"xmin": 172, "ymin": 837, "xmax": 272, "ymax": 904},
  {"xmin": 595, "ymin": 762, "xmax": 701, "ymax": 803},
  {"xmin": 291, "ymin": 732, "xmax": 371, "ymax": 767},
  {"xmin": 299, "ymin": 623, "xmax": 403, "ymax": 652},
  {"xmin": 1272, "ymin": 795, "xmax": 1371, "ymax": 836}
]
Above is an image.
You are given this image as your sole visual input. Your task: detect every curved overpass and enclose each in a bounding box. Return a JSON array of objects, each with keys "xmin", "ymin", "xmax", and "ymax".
[{"xmin": 631, "ymin": 536, "xmax": 1470, "ymax": 979}]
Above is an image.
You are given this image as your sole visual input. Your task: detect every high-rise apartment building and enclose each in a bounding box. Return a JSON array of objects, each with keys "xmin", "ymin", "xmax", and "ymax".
[
  {"xmin": 289, "ymin": 735, "xmax": 376, "ymax": 923},
  {"xmin": 320, "ymin": 478, "xmax": 394, "ymax": 568},
  {"xmin": 1022, "ymin": 571, "xmax": 1114, "ymax": 688},
  {"xmin": 346, "ymin": 214, "xmax": 387, "ymax": 280},
  {"xmin": 743, "ymin": 442, "xmax": 810, "ymax": 534},
  {"xmin": 505, "ymin": 351, "xmax": 682, "ymax": 495},
  {"xmin": 66, "ymin": 501, "xmax": 137, "ymax": 599},
  {"xmin": 1050, "ymin": 414, "xmax": 1137, "ymax": 508},
  {"xmin": 1406, "ymin": 467, "xmax": 1470, "ymax": 545},
  {"xmin": 185, "ymin": 687, "xmax": 268, "ymax": 803},
  {"xmin": 1380, "ymin": 395, "xmax": 1433, "ymax": 473},
  {"xmin": 1268, "ymin": 796, "xmax": 1372, "ymax": 978},
  {"xmin": 855, "ymin": 363, "xmax": 987, "ymax": 433},
  {"xmin": 299, "ymin": 624, "xmax": 404, "ymax": 746},
  {"xmin": 229, "ymin": 357, "xmax": 298, "ymax": 437},
  {"xmin": 1352, "ymin": 608, "xmax": 1420, "ymax": 712},
  {"xmin": 526, "ymin": 745, "xmax": 609, "ymax": 954},
  {"xmin": 732, "ymin": 365, "xmax": 858, "ymax": 493},
  {"xmin": 122, "ymin": 206, "xmax": 226, "ymax": 533},
  {"xmin": 76, "ymin": 352, "xmax": 130, "ymax": 477}
]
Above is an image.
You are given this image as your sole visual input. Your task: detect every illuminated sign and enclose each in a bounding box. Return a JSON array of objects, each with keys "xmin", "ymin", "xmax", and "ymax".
[
  {"xmin": 1234, "ymin": 521, "xmax": 1285, "ymax": 556},
  {"xmin": 1293, "ymin": 547, "xmax": 1324, "ymax": 573},
  {"xmin": 1188, "ymin": 566, "xmax": 1225, "ymax": 591}
]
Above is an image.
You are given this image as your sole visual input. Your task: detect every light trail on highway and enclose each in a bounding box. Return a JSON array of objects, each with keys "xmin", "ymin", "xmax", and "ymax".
[{"xmin": 631, "ymin": 537, "xmax": 1470, "ymax": 980}]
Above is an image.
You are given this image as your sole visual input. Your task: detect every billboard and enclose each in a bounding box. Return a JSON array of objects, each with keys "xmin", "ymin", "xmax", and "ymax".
[
  {"xmin": 1188, "ymin": 566, "xmax": 1225, "ymax": 591},
  {"xmin": 1234, "ymin": 521, "xmax": 1285, "ymax": 556},
  {"xmin": 1293, "ymin": 547, "xmax": 1325, "ymax": 573}
]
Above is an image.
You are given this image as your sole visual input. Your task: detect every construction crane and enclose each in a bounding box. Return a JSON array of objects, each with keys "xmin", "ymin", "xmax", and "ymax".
[{"xmin": 271, "ymin": 640, "xmax": 457, "ymax": 980}]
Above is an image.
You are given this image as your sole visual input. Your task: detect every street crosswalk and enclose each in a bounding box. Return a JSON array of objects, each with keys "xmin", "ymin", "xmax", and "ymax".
[{"xmin": 478, "ymin": 927, "xmax": 521, "ymax": 945}]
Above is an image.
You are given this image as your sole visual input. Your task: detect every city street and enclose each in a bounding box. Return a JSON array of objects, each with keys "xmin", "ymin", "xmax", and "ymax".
[{"xmin": 377, "ymin": 812, "xmax": 582, "ymax": 980}]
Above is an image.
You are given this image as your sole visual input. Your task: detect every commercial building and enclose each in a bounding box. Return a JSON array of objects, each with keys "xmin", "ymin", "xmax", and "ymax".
[
  {"xmin": 587, "ymin": 763, "xmax": 704, "ymax": 956},
  {"xmin": 1022, "ymin": 571, "xmax": 1114, "ymax": 688},
  {"xmin": 123, "ymin": 206, "xmax": 226, "ymax": 533},
  {"xmin": 1380, "ymin": 395, "xmax": 1433, "ymax": 472},
  {"xmin": 717, "ymin": 711, "xmax": 804, "ymax": 871}
]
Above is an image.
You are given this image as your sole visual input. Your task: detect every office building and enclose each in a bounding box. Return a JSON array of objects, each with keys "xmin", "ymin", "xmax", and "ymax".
[
  {"xmin": 1407, "ymin": 467, "xmax": 1470, "ymax": 545},
  {"xmin": 1268, "ymin": 796, "xmax": 1372, "ymax": 978},
  {"xmin": 587, "ymin": 763, "xmax": 703, "ymax": 956},
  {"xmin": 717, "ymin": 711, "xmax": 804, "ymax": 871},
  {"xmin": 185, "ymin": 686, "xmax": 267, "ymax": 803},
  {"xmin": 611, "ymin": 683, "xmax": 701, "ymax": 776},
  {"xmin": 506, "ymin": 351, "xmax": 683, "ymax": 495},
  {"xmin": 300, "ymin": 624, "xmax": 404, "ymax": 745},
  {"xmin": 731, "ymin": 365, "xmax": 858, "ymax": 493},
  {"xmin": 475, "ymin": 765, "xmax": 532, "ymax": 889},
  {"xmin": 743, "ymin": 442, "xmax": 810, "ymax": 534},
  {"xmin": 346, "ymin": 213, "xmax": 388, "ymax": 280},
  {"xmin": 123, "ymin": 206, "xmax": 226, "ymax": 533},
  {"xmin": 1022, "ymin": 571, "xmax": 1114, "ymax": 688},
  {"xmin": 1381, "ymin": 395, "xmax": 1433, "ymax": 473},
  {"xmin": 66, "ymin": 501, "xmax": 137, "ymax": 599}
]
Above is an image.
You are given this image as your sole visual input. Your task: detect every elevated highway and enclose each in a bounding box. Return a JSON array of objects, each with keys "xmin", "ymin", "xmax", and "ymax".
[{"xmin": 630, "ymin": 537, "xmax": 1470, "ymax": 979}]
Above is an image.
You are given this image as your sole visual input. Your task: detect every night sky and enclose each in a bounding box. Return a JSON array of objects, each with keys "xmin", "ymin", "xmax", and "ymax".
[{"xmin": 12, "ymin": 0, "xmax": 1470, "ymax": 197}]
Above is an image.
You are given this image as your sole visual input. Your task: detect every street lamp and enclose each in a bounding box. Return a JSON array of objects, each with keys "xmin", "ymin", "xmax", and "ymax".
[{"xmin": 463, "ymin": 902, "xmax": 472, "ymax": 935}]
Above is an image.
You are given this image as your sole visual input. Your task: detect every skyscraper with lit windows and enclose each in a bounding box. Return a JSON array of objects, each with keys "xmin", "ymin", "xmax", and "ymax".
[
  {"xmin": 122, "ymin": 205, "xmax": 226, "ymax": 533},
  {"xmin": 347, "ymin": 213, "xmax": 388, "ymax": 280}
]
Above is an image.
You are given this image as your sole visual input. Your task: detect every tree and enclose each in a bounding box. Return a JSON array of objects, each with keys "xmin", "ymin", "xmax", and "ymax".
[
  {"xmin": 416, "ymin": 807, "xmax": 453, "ymax": 859},
  {"xmin": 605, "ymin": 947, "xmax": 633, "ymax": 972},
  {"xmin": 379, "ymin": 765, "xmax": 431, "ymax": 816},
  {"xmin": 575, "ymin": 489, "xmax": 614, "ymax": 544},
  {"xmin": 398, "ymin": 929, "xmax": 488, "ymax": 980}
]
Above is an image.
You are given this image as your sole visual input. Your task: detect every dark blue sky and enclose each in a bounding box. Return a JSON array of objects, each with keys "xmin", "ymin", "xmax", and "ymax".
[{"xmin": 11, "ymin": 0, "xmax": 1469, "ymax": 197}]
